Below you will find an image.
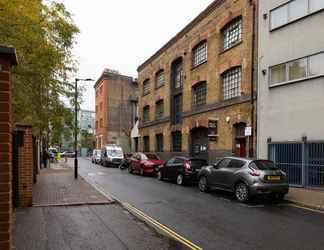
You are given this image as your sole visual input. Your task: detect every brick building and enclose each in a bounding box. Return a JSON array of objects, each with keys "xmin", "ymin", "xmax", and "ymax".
[
  {"xmin": 94, "ymin": 69, "xmax": 138, "ymax": 152},
  {"xmin": 137, "ymin": 0, "xmax": 257, "ymax": 162},
  {"xmin": 0, "ymin": 45, "xmax": 17, "ymax": 250}
]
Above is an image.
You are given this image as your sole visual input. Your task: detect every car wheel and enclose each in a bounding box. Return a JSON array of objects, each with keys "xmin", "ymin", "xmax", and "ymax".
[
  {"xmin": 176, "ymin": 174, "xmax": 184, "ymax": 185},
  {"xmin": 157, "ymin": 171, "xmax": 164, "ymax": 181},
  {"xmin": 140, "ymin": 167, "xmax": 144, "ymax": 176},
  {"xmin": 235, "ymin": 182, "xmax": 250, "ymax": 203},
  {"xmin": 198, "ymin": 176, "xmax": 209, "ymax": 192}
]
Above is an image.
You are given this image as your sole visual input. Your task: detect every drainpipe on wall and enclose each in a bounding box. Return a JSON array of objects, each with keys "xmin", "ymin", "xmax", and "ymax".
[{"xmin": 249, "ymin": 0, "xmax": 257, "ymax": 158}]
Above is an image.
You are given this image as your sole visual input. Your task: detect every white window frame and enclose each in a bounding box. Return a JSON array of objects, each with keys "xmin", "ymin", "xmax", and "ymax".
[
  {"xmin": 269, "ymin": 51, "xmax": 324, "ymax": 87},
  {"xmin": 270, "ymin": 0, "xmax": 324, "ymax": 30}
]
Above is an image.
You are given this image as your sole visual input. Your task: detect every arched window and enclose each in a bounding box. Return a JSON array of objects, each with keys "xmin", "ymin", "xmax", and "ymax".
[
  {"xmin": 155, "ymin": 70, "xmax": 165, "ymax": 88},
  {"xmin": 192, "ymin": 40, "xmax": 208, "ymax": 67},
  {"xmin": 222, "ymin": 67, "xmax": 242, "ymax": 100},
  {"xmin": 143, "ymin": 79, "xmax": 150, "ymax": 95},
  {"xmin": 192, "ymin": 81, "xmax": 207, "ymax": 107},
  {"xmin": 222, "ymin": 17, "xmax": 242, "ymax": 50},
  {"xmin": 143, "ymin": 105, "xmax": 150, "ymax": 122}
]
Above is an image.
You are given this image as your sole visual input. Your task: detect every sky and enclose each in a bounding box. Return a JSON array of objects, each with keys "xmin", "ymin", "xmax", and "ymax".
[{"xmin": 60, "ymin": 0, "xmax": 214, "ymax": 111}]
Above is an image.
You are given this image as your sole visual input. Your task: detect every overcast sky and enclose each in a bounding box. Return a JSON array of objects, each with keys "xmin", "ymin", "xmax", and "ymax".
[{"xmin": 60, "ymin": 0, "xmax": 214, "ymax": 111}]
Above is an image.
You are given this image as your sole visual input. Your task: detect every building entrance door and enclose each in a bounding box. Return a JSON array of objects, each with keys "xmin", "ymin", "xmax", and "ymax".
[
  {"xmin": 190, "ymin": 127, "xmax": 208, "ymax": 161},
  {"xmin": 234, "ymin": 122, "xmax": 247, "ymax": 157}
]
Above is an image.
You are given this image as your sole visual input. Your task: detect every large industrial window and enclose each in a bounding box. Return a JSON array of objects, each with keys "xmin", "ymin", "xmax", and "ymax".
[
  {"xmin": 172, "ymin": 131, "xmax": 182, "ymax": 152},
  {"xmin": 172, "ymin": 59, "xmax": 183, "ymax": 89},
  {"xmin": 192, "ymin": 41, "xmax": 207, "ymax": 67},
  {"xmin": 143, "ymin": 136, "xmax": 150, "ymax": 152},
  {"xmin": 143, "ymin": 105, "xmax": 150, "ymax": 123},
  {"xmin": 192, "ymin": 82, "xmax": 207, "ymax": 107},
  {"xmin": 155, "ymin": 100, "xmax": 164, "ymax": 120},
  {"xmin": 171, "ymin": 94, "xmax": 182, "ymax": 124},
  {"xmin": 155, "ymin": 70, "xmax": 165, "ymax": 88},
  {"xmin": 156, "ymin": 134, "xmax": 164, "ymax": 152},
  {"xmin": 222, "ymin": 67, "xmax": 241, "ymax": 100},
  {"xmin": 270, "ymin": 0, "xmax": 324, "ymax": 30},
  {"xmin": 270, "ymin": 52, "xmax": 324, "ymax": 86},
  {"xmin": 223, "ymin": 17, "xmax": 242, "ymax": 50},
  {"xmin": 143, "ymin": 79, "xmax": 150, "ymax": 95}
]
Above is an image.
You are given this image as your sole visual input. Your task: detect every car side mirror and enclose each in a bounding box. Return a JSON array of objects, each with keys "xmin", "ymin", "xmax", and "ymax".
[{"xmin": 213, "ymin": 163, "xmax": 219, "ymax": 169}]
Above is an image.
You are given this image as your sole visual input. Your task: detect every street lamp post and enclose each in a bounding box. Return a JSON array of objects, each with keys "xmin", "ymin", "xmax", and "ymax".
[{"xmin": 74, "ymin": 78, "xmax": 94, "ymax": 179}]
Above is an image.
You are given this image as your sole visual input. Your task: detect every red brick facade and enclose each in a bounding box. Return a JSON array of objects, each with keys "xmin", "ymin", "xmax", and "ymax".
[{"xmin": 0, "ymin": 46, "xmax": 17, "ymax": 250}]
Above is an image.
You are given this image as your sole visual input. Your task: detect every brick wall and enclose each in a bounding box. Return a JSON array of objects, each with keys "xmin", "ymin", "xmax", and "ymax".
[
  {"xmin": 137, "ymin": 0, "xmax": 257, "ymax": 159},
  {"xmin": 0, "ymin": 46, "xmax": 17, "ymax": 250},
  {"xmin": 15, "ymin": 124, "xmax": 33, "ymax": 207}
]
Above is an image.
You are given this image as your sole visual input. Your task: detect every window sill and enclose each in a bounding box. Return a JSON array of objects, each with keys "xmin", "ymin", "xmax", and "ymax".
[
  {"xmin": 155, "ymin": 84, "xmax": 164, "ymax": 90},
  {"xmin": 219, "ymin": 40, "xmax": 243, "ymax": 55},
  {"xmin": 191, "ymin": 60, "xmax": 207, "ymax": 71},
  {"xmin": 269, "ymin": 74, "xmax": 324, "ymax": 89},
  {"xmin": 270, "ymin": 8, "xmax": 324, "ymax": 32},
  {"xmin": 142, "ymin": 92, "xmax": 150, "ymax": 97}
]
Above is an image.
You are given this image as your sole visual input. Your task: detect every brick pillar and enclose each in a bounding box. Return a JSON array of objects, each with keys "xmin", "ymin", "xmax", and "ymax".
[
  {"xmin": 15, "ymin": 124, "xmax": 33, "ymax": 207},
  {"xmin": 0, "ymin": 46, "xmax": 17, "ymax": 250}
]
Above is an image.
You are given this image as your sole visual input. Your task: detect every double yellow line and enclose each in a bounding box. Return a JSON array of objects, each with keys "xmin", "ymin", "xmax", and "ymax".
[{"xmin": 123, "ymin": 202, "xmax": 203, "ymax": 250}]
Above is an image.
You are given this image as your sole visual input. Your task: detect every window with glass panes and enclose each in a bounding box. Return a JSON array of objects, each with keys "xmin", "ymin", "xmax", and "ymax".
[
  {"xmin": 223, "ymin": 67, "xmax": 241, "ymax": 100},
  {"xmin": 156, "ymin": 134, "xmax": 163, "ymax": 152},
  {"xmin": 143, "ymin": 105, "xmax": 150, "ymax": 122},
  {"xmin": 155, "ymin": 70, "xmax": 165, "ymax": 88},
  {"xmin": 143, "ymin": 79, "xmax": 150, "ymax": 95},
  {"xmin": 172, "ymin": 131, "xmax": 182, "ymax": 152},
  {"xmin": 192, "ymin": 82, "xmax": 207, "ymax": 107},
  {"xmin": 155, "ymin": 100, "xmax": 164, "ymax": 120},
  {"xmin": 173, "ymin": 62, "xmax": 183, "ymax": 89},
  {"xmin": 171, "ymin": 94, "xmax": 182, "ymax": 124},
  {"xmin": 223, "ymin": 17, "xmax": 242, "ymax": 50},
  {"xmin": 270, "ymin": 52, "xmax": 324, "ymax": 86},
  {"xmin": 192, "ymin": 41, "xmax": 207, "ymax": 67},
  {"xmin": 270, "ymin": 0, "xmax": 324, "ymax": 30},
  {"xmin": 143, "ymin": 136, "xmax": 150, "ymax": 152}
]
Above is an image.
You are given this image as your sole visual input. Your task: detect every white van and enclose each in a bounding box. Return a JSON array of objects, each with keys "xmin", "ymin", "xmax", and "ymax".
[{"xmin": 101, "ymin": 144, "xmax": 124, "ymax": 167}]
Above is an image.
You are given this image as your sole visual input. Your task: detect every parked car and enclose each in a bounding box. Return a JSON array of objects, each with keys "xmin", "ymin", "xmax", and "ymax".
[
  {"xmin": 157, "ymin": 157, "xmax": 207, "ymax": 185},
  {"xmin": 60, "ymin": 151, "xmax": 75, "ymax": 158},
  {"xmin": 198, "ymin": 157, "xmax": 289, "ymax": 203},
  {"xmin": 128, "ymin": 153, "xmax": 165, "ymax": 176},
  {"xmin": 119, "ymin": 153, "xmax": 134, "ymax": 170},
  {"xmin": 101, "ymin": 144, "xmax": 124, "ymax": 167},
  {"xmin": 91, "ymin": 149, "xmax": 101, "ymax": 164}
]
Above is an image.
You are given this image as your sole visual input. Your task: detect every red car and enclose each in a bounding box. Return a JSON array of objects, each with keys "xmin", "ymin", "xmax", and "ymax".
[{"xmin": 128, "ymin": 153, "xmax": 165, "ymax": 176}]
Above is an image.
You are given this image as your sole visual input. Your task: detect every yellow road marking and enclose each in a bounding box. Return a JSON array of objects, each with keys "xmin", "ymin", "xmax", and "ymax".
[
  {"xmin": 286, "ymin": 203, "xmax": 324, "ymax": 215},
  {"xmin": 123, "ymin": 203, "xmax": 203, "ymax": 250}
]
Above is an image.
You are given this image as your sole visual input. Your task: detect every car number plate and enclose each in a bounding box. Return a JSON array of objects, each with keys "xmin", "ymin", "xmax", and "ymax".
[{"xmin": 267, "ymin": 176, "xmax": 281, "ymax": 181}]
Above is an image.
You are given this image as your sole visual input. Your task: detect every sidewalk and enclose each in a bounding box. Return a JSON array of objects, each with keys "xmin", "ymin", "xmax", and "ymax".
[
  {"xmin": 285, "ymin": 187, "xmax": 324, "ymax": 211},
  {"xmin": 13, "ymin": 164, "xmax": 186, "ymax": 250}
]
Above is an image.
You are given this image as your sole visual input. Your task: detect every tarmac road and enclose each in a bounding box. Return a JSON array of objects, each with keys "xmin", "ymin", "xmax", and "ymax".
[{"xmin": 72, "ymin": 158, "xmax": 324, "ymax": 250}]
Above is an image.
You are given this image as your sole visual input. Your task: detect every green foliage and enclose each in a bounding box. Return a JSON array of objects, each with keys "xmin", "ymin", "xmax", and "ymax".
[
  {"xmin": 80, "ymin": 130, "xmax": 96, "ymax": 150},
  {"xmin": 0, "ymin": 0, "xmax": 80, "ymax": 143}
]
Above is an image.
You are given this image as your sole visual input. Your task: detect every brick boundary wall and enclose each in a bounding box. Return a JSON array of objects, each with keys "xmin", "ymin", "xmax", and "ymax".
[
  {"xmin": 0, "ymin": 46, "xmax": 17, "ymax": 250},
  {"xmin": 15, "ymin": 124, "xmax": 33, "ymax": 207}
]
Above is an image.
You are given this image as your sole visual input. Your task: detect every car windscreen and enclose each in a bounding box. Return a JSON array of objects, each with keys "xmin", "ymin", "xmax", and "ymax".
[
  {"xmin": 143, "ymin": 154, "xmax": 159, "ymax": 160},
  {"xmin": 107, "ymin": 149, "xmax": 123, "ymax": 157},
  {"xmin": 189, "ymin": 159, "xmax": 207, "ymax": 168},
  {"xmin": 250, "ymin": 160, "xmax": 278, "ymax": 170}
]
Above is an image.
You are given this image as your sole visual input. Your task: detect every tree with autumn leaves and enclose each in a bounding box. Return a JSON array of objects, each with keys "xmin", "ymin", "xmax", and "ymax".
[{"xmin": 0, "ymin": 0, "xmax": 80, "ymax": 146}]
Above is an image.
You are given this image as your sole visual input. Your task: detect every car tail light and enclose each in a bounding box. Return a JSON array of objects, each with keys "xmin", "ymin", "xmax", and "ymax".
[
  {"xmin": 184, "ymin": 160, "xmax": 190, "ymax": 172},
  {"xmin": 249, "ymin": 167, "xmax": 261, "ymax": 176}
]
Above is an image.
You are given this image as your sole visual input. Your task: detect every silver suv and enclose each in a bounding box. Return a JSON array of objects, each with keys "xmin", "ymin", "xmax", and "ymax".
[{"xmin": 198, "ymin": 157, "xmax": 289, "ymax": 202}]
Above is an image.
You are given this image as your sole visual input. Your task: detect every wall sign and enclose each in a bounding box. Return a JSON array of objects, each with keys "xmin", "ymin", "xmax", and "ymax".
[{"xmin": 245, "ymin": 126, "xmax": 252, "ymax": 137}]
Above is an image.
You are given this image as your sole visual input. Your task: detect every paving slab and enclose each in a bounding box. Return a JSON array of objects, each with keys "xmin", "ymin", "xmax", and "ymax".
[
  {"xmin": 285, "ymin": 187, "xmax": 324, "ymax": 211},
  {"xmin": 13, "ymin": 204, "xmax": 186, "ymax": 250},
  {"xmin": 33, "ymin": 164, "xmax": 113, "ymax": 206}
]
